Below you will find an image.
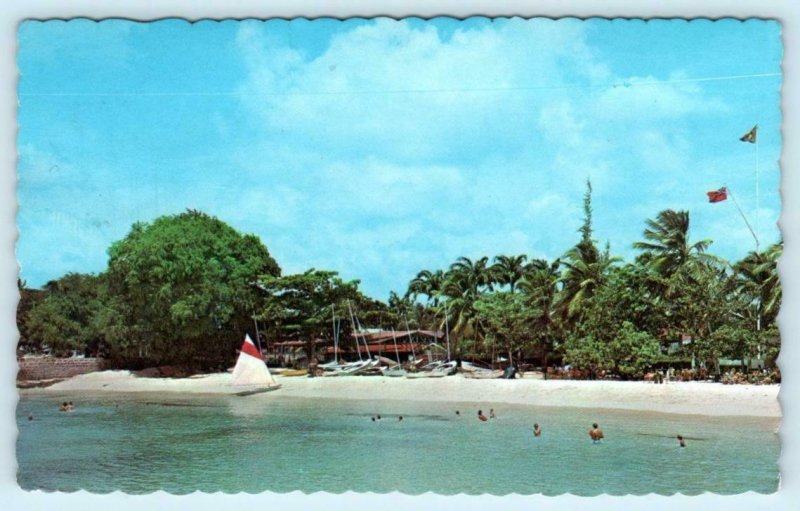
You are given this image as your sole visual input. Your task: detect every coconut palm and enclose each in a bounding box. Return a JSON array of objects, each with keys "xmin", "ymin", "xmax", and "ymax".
[
  {"xmin": 519, "ymin": 258, "xmax": 562, "ymax": 373},
  {"xmin": 633, "ymin": 209, "xmax": 716, "ymax": 277},
  {"xmin": 448, "ymin": 256, "xmax": 495, "ymax": 293},
  {"xmin": 406, "ymin": 269, "xmax": 445, "ymax": 306},
  {"xmin": 491, "ymin": 254, "xmax": 528, "ymax": 293},
  {"xmin": 434, "ymin": 256, "xmax": 495, "ymax": 356},
  {"xmin": 734, "ymin": 242, "xmax": 782, "ymax": 330},
  {"xmin": 557, "ymin": 243, "xmax": 620, "ymax": 321}
]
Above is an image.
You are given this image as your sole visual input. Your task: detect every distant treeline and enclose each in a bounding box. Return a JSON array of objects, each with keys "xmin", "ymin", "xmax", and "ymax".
[{"xmin": 17, "ymin": 182, "xmax": 781, "ymax": 378}]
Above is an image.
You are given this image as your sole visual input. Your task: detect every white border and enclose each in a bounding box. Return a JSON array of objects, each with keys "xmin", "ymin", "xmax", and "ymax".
[{"xmin": 2, "ymin": 1, "xmax": 798, "ymax": 510}]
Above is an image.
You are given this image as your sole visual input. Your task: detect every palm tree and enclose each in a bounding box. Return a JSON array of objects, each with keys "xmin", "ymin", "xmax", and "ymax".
[
  {"xmin": 734, "ymin": 241, "xmax": 782, "ymax": 330},
  {"xmin": 448, "ymin": 256, "xmax": 495, "ymax": 293},
  {"xmin": 491, "ymin": 255, "xmax": 528, "ymax": 293},
  {"xmin": 557, "ymin": 243, "xmax": 618, "ymax": 321},
  {"xmin": 633, "ymin": 209, "xmax": 716, "ymax": 277},
  {"xmin": 519, "ymin": 258, "xmax": 561, "ymax": 375},
  {"xmin": 406, "ymin": 269, "xmax": 446, "ymax": 307},
  {"xmin": 435, "ymin": 256, "xmax": 495, "ymax": 358}
]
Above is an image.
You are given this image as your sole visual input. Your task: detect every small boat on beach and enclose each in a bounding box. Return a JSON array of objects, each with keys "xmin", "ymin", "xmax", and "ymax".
[
  {"xmin": 463, "ymin": 369, "xmax": 504, "ymax": 379},
  {"xmin": 460, "ymin": 361, "xmax": 503, "ymax": 379},
  {"xmin": 275, "ymin": 368, "xmax": 307, "ymax": 377},
  {"xmin": 321, "ymin": 358, "xmax": 378, "ymax": 376},
  {"xmin": 406, "ymin": 360, "xmax": 457, "ymax": 378},
  {"xmin": 230, "ymin": 334, "xmax": 282, "ymax": 396},
  {"xmin": 382, "ymin": 366, "xmax": 408, "ymax": 377}
]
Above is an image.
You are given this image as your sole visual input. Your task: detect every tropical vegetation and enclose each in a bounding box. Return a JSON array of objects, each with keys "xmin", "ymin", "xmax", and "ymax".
[{"xmin": 17, "ymin": 183, "xmax": 782, "ymax": 379}]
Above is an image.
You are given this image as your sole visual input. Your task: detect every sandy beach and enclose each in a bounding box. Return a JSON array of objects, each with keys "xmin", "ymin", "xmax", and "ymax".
[{"xmin": 20, "ymin": 370, "xmax": 781, "ymax": 418}]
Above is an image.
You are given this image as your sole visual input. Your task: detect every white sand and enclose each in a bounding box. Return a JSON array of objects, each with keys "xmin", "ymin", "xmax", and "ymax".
[{"xmin": 22, "ymin": 370, "xmax": 780, "ymax": 418}]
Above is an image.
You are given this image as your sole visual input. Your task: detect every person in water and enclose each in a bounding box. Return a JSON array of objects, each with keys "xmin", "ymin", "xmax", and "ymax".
[
  {"xmin": 677, "ymin": 435, "xmax": 686, "ymax": 448},
  {"xmin": 489, "ymin": 408, "xmax": 496, "ymax": 419},
  {"xmin": 59, "ymin": 402, "xmax": 68, "ymax": 412},
  {"xmin": 456, "ymin": 410, "xmax": 460, "ymax": 416},
  {"xmin": 589, "ymin": 423, "xmax": 604, "ymax": 442},
  {"xmin": 533, "ymin": 423, "xmax": 542, "ymax": 437},
  {"xmin": 67, "ymin": 401, "xmax": 74, "ymax": 411},
  {"xmin": 478, "ymin": 410, "xmax": 488, "ymax": 421},
  {"xmin": 398, "ymin": 416, "xmax": 403, "ymax": 421}
]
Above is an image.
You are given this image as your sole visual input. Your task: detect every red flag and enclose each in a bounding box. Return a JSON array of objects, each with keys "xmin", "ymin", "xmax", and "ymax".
[{"xmin": 707, "ymin": 187, "xmax": 727, "ymax": 203}]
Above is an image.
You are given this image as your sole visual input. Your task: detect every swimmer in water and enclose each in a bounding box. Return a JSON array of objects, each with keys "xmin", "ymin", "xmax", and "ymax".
[
  {"xmin": 59, "ymin": 402, "xmax": 68, "ymax": 412},
  {"xmin": 533, "ymin": 423, "xmax": 541, "ymax": 437},
  {"xmin": 489, "ymin": 408, "xmax": 496, "ymax": 419},
  {"xmin": 478, "ymin": 410, "xmax": 488, "ymax": 421},
  {"xmin": 589, "ymin": 423, "xmax": 604, "ymax": 443},
  {"xmin": 677, "ymin": 435, "xmax": 686, "ymax": 448},
  {"xmin": 456, "ymin": 410, "xmax": 460, "ymax": 416},
  {"xmin": 398, "ymin": 416, "xmax": 403, "ymax": 421}
]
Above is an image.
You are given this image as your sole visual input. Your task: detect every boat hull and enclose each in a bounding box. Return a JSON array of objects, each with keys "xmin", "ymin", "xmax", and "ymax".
[{"xmin": 234, "ymin": 384, "xmax": 282, "ymax": 396}]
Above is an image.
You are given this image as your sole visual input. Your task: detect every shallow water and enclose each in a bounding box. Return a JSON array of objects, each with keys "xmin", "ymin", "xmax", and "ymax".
[{"xmin": 16, "ymin": 392, "xmax": 779, "ymax": 495}]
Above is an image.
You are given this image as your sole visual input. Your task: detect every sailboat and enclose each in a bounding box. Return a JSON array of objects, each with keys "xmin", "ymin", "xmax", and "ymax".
[
  {"xmin": 381, "ymin": 328, "xmax": 407, "ymax": 377},
  {"xmin": 230, "ymin": 334, "xmax": 282, "ymax": 396}
]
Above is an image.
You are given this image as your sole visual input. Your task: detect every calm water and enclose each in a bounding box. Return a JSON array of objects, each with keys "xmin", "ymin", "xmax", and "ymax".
[{"xmin": 16, "ymin": 391, "xmax": 779, "ymax": 495}]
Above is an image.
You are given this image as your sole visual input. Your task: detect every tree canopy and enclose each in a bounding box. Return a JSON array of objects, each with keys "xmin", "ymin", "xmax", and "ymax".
[
  {"xmin": 18, "ymin": 198, "xmax": 782, "ymax": 381},
  {"xmin": 103, "ymin": 210, "xmax": 280, "ymax": 368}
]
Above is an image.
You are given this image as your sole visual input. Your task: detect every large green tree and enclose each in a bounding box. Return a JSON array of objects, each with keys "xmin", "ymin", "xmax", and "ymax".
[
  {"xmin": 16, "ymin": 279, "xmax": 46, "ymax": 352},
  {"xmin": 474, "ymin": 291, "xmax": 539, "ymax": 368},
  {"xmin": 105, "ymin": 210, "xmax": 280, "ymax": 369},
  {"xmin": 25, "ymin": 273, "xmax": 109, "ymax": 356},
  {"xmin": 258, "ymin": 269, "xmax": 364, "ymax": 361}
]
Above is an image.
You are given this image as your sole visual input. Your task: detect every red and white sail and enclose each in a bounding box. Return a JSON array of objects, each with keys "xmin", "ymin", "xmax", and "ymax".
[{"xmin": 231, "ymin": 334, "xmax": 276, "ymax": 386}]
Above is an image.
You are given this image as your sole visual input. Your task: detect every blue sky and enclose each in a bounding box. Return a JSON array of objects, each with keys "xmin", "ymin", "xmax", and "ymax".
[{"xmin": 16, "ymin": 18, "xmax": 782, "ymax": 300}]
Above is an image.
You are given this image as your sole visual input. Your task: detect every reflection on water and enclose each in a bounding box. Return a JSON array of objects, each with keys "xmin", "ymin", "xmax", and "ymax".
[{"xmin": 17, "ymin": 392, "xmax": 779, "ymax": 495}]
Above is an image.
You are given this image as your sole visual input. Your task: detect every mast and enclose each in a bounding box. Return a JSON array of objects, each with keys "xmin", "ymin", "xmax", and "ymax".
[
  {"xmin": 354, "ymin": 309, "xmax": 373, "ymax": 359},
  {"xmin": 252, "ymin": 315, "xmax": 263, "ymax": 353},
  {"xmin": 444, "ymin": 302, "xmax": 452, "ymax": 362},
  {"xmin": 402, "ymin": 313, "xmax": 417, "ymax": 361},
  {"xmin": 347, "ymin": 300, "xmax": 363, "ymax": 362},
  {"xmin": 390, "ymin": 328, "xmax": 402, "ymax": 366},
  {"xmin": 332, "ymin": 304, "xmax": 338, "ymax": 364}
]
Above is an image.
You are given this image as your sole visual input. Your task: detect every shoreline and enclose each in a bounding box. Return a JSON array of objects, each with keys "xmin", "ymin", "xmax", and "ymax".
[{"xmin": 18, "ymin": 370, "xmax": 781, "ymax": 418}]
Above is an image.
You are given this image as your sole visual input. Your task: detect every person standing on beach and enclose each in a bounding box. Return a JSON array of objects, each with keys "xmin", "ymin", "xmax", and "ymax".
[
  {"xmin": 533, "ymin": 423, "xmax": 542, "ymax": 437},
  {"xmin": 589, "ymin": 423, "xmax": 604, "ymax": 443}
]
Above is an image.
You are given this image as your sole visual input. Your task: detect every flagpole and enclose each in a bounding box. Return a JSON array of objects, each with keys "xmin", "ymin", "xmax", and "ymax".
[
  {"xmin": 726, "ymin": 185, "xmax": 760, "ymax": 250},
  {"xmin": 755, "ymin": 125, "xmax": 760, "ymax": 254}
]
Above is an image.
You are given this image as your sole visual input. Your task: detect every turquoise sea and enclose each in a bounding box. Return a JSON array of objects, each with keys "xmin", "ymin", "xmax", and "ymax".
[{"xmin": 16, "ymin": 392, "xmax": 779, "ymax": 495}]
